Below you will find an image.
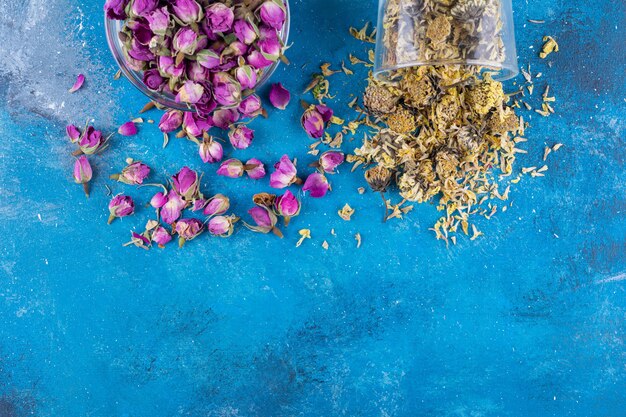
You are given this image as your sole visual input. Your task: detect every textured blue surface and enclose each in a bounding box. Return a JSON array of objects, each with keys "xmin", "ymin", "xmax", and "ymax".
[{"xmin": 0, "ymin": 0, "xmax": 625, "ymax": 416}]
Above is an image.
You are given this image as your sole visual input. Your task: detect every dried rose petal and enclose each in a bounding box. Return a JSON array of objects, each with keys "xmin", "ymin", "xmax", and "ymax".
[
  {"xmin": 108, "ymin": 194, "xmax": 135, "ymax": 224},
  {"xmin": 245, "ymin": 158, "xmax": 266, "ymax": 180},
  {"xmin": 152, "ymin": 225, "xmax": 172, "ymax": 247},
  {"xmin": 191, "ymin": 198, "xmax": 208, "ymax": 212},
  {"xmin": 217, "ymin": 158, "xmax": 244, "ymax": 178},
  {"xmin": 118, "ymin": 121, "xmax": 137, "ymax": 136},
  {"xmin": 69, "ymin": 74, "xmax": 85, "ymax": 93},
  {"xmin": 150, "ymin": 191, "xmax": 168, "ymax": 208},
  {"xmin": 269, "ymin": 83, "xmax": 290, "ymax": 110},
  {"xmin": 319, "ymin": 151, "xmax": 345, "ymax": 174},
  {"xmin": 112, "ymin": 160, "xmax": 151, "ymax": 185},
  {"xmin": 302, "ymin": 172, "xmax": 330, "ymax": 198},
  {"xmin": 270, "ymin": 155, "xmax": 298, "ymax": 189},
  {"xmin": 161, "ymin": 190, "xmax": 186, "ymax": 224},
  {"xmin": 128, "ymin": 231, "xmax": 151, "ymax": 249}
]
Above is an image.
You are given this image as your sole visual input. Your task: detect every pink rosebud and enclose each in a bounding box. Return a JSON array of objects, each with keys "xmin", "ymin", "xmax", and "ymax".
[
  {"xmin": 199, "ymin": 138, "xmax": 223, "ymax": 163},
  {"xmin": 208, "ymin": 215, "xmax": 236, "ymax": 237},
  {"xmin": 301, "ymin": 104, "xmax": 333, "ymax": 138},
  {"xmin": 258, "ymin": 37, "xmax": 281, "ymax": 61},
  {"xmin": 104, "ymin": 0, "xmax": 127, "ymax": 20},
  {"xmin": 191, "ymin": 198, "xmax": 207, "ymax": 212},
  {"xmin": 245, "ymin": 206, "xmax": 281, "ymax": 236},
  {"xmin": 245, "ymin": 158, "xmax": 266, "ymax": 180},
  {"xmin": 210, "ymin": 108, "xmax": 240, "ymax": 129},
  {"xmin": 150, "ymin": 191, "xmax": 168, "ymax": 208},
  {"xmin": 176, "ymin": 80, "xmax": 204, "ymax": 104},
  {"xmin": 212, "ymin": 72, "xmax": 242, "ymax": 107},
  {"xmin": 69, "ymin": 74, "xmax": 85, "ymax": 93},
  {"xmin": 73, "ymin": 155, "xmax": 92, "ymax": 197},
  {"xmin": 173, "ymin": 27, "xmax": 206, "ymax": 55},
  {"xmin": 315, "ymin": 104, "xmax": 334, "ymax": 122},
  {"xmin": 108, "ymin": 194, "xmax": 135, "ymax": 224},
  {"xmin": 143, "ymin": 68, "xmax": 166, "ymax": 91},
  {"xmin": 237, "ymin": 95, "xmax": 262, "ymax": 117},
  {"xmin": 158, "ymin": 110, "xmax": 183, "ymax": 133},
  {"xmin": 172, "ymin": 166, "xmax": 200, "ymax": 200},
  {"xmin": 183, "ymin": 112, "xmax": 212, "ymax": 138},
  {"xmin": 203, "ymin": 194, "xmax": 230, "ymax": 216},
  {"xmin": 161, "ymin": 190, "xmax": 186, "ymax": 224},
  {"xmin": 204, "ymin": 3, "xmax": 234, "ymax": 33},
  {"xmin": 234, "ymin": 19, "xmax": 258, "ymax": 45},
  {"xmin": 175, "ymin": 218, "xmax": 204, "ymax": 246},
  {"xmin": 270, "ymin": 155, "xmax": 298, "ymax": 189},
  {"xmin": 196, "ymin": 49, "xmax": 221, "ymax": 69},
  {"xmin": 66, "ymin": 124, "xmax": 81, "ymax": 143},
  {"xmin": 258, "ymin": 0, "xmax": 286, "ymax": 30},
  {"xmin": 274, "ymin": 190, "xmax": 300, "ymax": 225},
  {"xmin": 302, "ymin": 172, "xmax": 330, "ymax": 198},
  {"xmin": 113, "ymin": 160, "xmax": 151, "ymax": 185},
  {"xmin": 130, "ymin": 0, "xmax": 158, "ymax": 17},
  {"xmin": 319, "ymin": 151, "xmax": 345, "ymax": 174},
  {"xmin": 127, "ymin": 38, "xmax": 155, "ymax": 62},
  {"xmin": 269, "ymin": 83, "xmax": 290, "ymax": 110},
  {"xmin": 78, "ymin": 126, "xmax": 107, "ymax": 155},
  {"xmin": 247, "ymin": 50, "xmax": 273, "ymax": 69},
  {"xmin": 152, "ymin": 225, "xmax": 172, "ymax": 247},
  {"xmin": 146, "ymin": 7, "xmax": 170, "ymax": 36},
  {"xmin": 228, "ymin": 125, "xmax": 254, "ymax": 150},
  {"xmin": 217, "ymin": 158, "xmax": 244, "ymax": 178},
  {"xmin": 118, "ymin": 121, "xmax": 137, "ymax": 136},
  {"xmin": 171, "ymin": 0, "xmax": 203, "ymax": 24},
  {"xmin": 235, "ymin": 65, "xmax": 258, "ymax": 90},
  {"xmin": 158, "ymin": 56, "xmax": 184, "ymax": 78},
  {"xmin": 187, "ymin": 61, "xmax": 209, "ymax": 82}
]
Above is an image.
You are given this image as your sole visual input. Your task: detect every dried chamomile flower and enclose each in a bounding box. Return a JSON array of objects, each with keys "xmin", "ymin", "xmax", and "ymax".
[
  {"xmin": 386, "ymin": 108, "xmax": 417, "ymax": 134},
  {"xmin": 539, "ymin": 36, "xmax": 559, "ymax": 59},
  {"xmin": 426, "ymin": 15, "xmax": 451, "ymax": 44},
  {"xmin": 363, "ymin": 84, "xmax": 398, "ymax": 115},
  {"xmin": 365, "ymin": 166, "xmax": 392, "ymax": 193},
  {"xmin": 400, "ymin": 72, "xmax": 435, "ymax": 108},
  {"xmin": 486, "ymin": 107, "xmax": 519, "ymax": 135},
  {"xmin": 465, "ymin": 75, "xmax": 505, "ymax": 115}
]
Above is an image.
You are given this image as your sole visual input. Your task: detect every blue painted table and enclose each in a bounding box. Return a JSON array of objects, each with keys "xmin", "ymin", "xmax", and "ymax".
[{"xmin": 0, "ymin": 0, "xmax": 625, "ymax": 416}]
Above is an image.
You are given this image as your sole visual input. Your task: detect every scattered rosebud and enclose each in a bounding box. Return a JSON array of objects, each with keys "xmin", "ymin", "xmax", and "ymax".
[
  {"xmin": 318, "ymin": 151, "xmax": 345, "ymax": 174},
  {"xmin": 269, "ymin": 83, "xmax": 290, "ymax": 110},
  {"xmin": 199, "ymin": 138, "xmax": 223, "ymax": 163},
  {"xmin": 245, "ymin": 206, "xmax": 282, "ymax": 237},
  {"xmin": 171, "ymin": 0, "xmax": 203, "ymax": 24},
  {"xmin": 66, "ymin": 124, "xmax": 81, "ymax": 143},
  {"xmin": 69, "ymin": 74, "xmax": 85, "ymax": 93},
  {"xmin": 274, "ymin": 190, "xmax": 300, "ymax": 226},
  {"xmin": 78, "ymin": 126, "xmax": 108, "ymax": 155},
  {"xmin": 172, "ymin": 166, "xmax": 200, "ymax": 201},
  {"xmin": 73, "ymin": 155, "xmax": 92, "ymax": 197},
  {"xmin": 150, "ymin": 191, "xmax": 168, "ymax": 209},
  {"xmin": 253, "ymin": 192, "xmax": 276, "ymax": 209},
  {"xmin": 108, "ymin": 194, "xmax": 135, "ymax": 224},
  {"xmin": 203, "ymin": 194, "xmax": 230, "ymax": 216},
  {"xmin": 217, "ymin": 158, "xmax": 244, "ymax": 178},
  {"xmin": 301, "ymin": 104, "xmax": 333, "ymax": 138},
  {"xmin": 228, "ymin": 125, "xmax": 254, "ymax": 150},
  {"xmin": 245, "ymin": 158, "xmax": 266, "ymax": 179},
  {"xmin": 118, "ymin": 121, "xmax": 138, "ymax": 136},
  {"xmin": 302, "ymin": 172, "xmax": 330, "ymax": 198},
  {"xmin": 152, "ymin": 225, "xmax": 172, "ymax": 248},
  {"xmin": 111, "ymin": 159, "xmax": 151, "ymax": 185},
  {"xmin": 174, "ymin": 218, "xmax": 204, "ymax": 247},
  {"xmin": 161, "ymin": 189, "xmax": 186, "ymax": 224},
  {"xmin": 208, "ymin": 215, "xmax": 237, "ymax": 237},
  {"xmin": 259, "ymin": 0, "xmax": 287, "ymax": 30},
  {"xmin": 204, "ymin": 3, "xmax": 234, "ymax": 34},
  {"xmin": 270, "ymin": 155, "xmax": 299, "ymax": 188},
  {"xmin": 158, "ymin": 110, "xmax": 184, "ymax": 133}
]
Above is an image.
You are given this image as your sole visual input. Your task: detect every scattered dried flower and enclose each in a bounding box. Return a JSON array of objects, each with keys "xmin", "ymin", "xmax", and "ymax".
[
  {"xmin": 108, "ymin": 194, "xmax": 135, "ymax": 224},
  {"xmin": 302, "ymin": 172, "xmax": 329, "ymax": 198},
  {"xmin": 270, "ymin": 155, "xmax": 299, "ymax": 188},
  {"xmin": 245, "ymin": 158, "xmax": 266, "ymax": 180},
  {"xmin": 73, "ymin": 155, "xmax": 92, "ymax": 197},
  {"xmin": 118, "ymin": 121, "xmax": 138, "ymax": 136},
  {"xmin": 217, "ymin": 158, "xmax": 245, "ymax": 178},
  {"xmin": 338, "ymin": 204, "xmax": 355, "ymax": 221},
  {"xmin": 69, "ymin": 74, "xmax": 85, "ymax": 93},
  {"xmin": 269, "ymin": 83, "xmax": 291, "ymax": 110},
  {"xmin": 111, "ymin": 158, "xmax": 151, "ymax": 185}
]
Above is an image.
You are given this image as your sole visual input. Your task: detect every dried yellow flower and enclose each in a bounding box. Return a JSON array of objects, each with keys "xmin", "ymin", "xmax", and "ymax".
[
  {"xmin": 363, "ymin": 84, "xmax": 398, "ymax": 115},
  {"xmin": 386, "ymin": 108, "xmax": 417, "ymax": 134},
  {"xmin": 338, "ymin": 204, "xmax": 355, "ymax": 221}
]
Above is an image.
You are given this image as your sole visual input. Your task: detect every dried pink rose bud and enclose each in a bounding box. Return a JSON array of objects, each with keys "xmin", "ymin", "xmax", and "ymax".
[
  {"xmin": 172, "ymin": 166, "xmax": 200, "ymax": 201},
  {"xmin": 159, "ymin": 110, "xmax": 183, "ymax": 133},
  {"xmin": 258, "ymin": 37, "xmax": 282, "ymax": 62},
  {"xmin": 245, "ymin": 206, "xmax": 282, "ymax": 237},
  {"xmin": 111, "ymin": 160, "xmax": 151, "ymax": 185},
  {"xmin": 73, "ymin": 155, "xmax": 92, "ymax": 197},
  {"xmin": 78, "ymin": 126, "xmax": 107, "ymax": 155},
  {"xmin": 302, "ymin": 172, "xmax": 330, "ymax": 198},
  {"xmin": 69, "ymin": 74, "xmax": 85, "ymax": 93},
  {"xmin": 161, "ymin": 189, "xmax": 186, "ymax": 224},
  {"xmin": 146, "ymin": 6, "xmax": 170, "ymax": 35},
  {"xmin": 66, "ymin": 124, "xmax": 81, "ymax": 143},
  {"xmin": 183, "ymin": 112, "xmax": 212, "ymax": 138},
  {"xmin": 245, "ymin": 158, "xmax": 266, "ymax": 180},
  {"xmin": 235, "ymin": 65, "xmax": 257, "ymax": 90},
  {"xmin": 150, "ymin": 191, "xmax": 168, "ymax": 208},
  {"xmin": 319, "ymin": 151, "xmax": 345, "ymax": 174},
  {"xmin": 203, "ymin": 194, "xmax": 230, "ymax": 216},
  {"xmin": 152, "ymin": 225, "xmax": 172, "ymax": 248},
  {"xmin": 212, "ymin": 72, "xmax": 242, "ymax": 107},
  {"xmin": 118, "ymin": 121, "xmax": 137, "ymax": 136},
  {"xmin": 217, "ymin": 158, "xmax": 244, "ymax": 178},
  {"xmin": 259, "ymin": 0, "xmax": 286, "ymax": 30},
  {"xmin": 108, "ymin": 194, "xmax": 135, "ymax": 224},
  {"xmin": 234, "ymin": 19, "xmax": 258, "ymax": 45},
  {"xmin": 171, "ymin": 0, "xmax": 203, "ymax": 24},
  {"xmin": 158, "ymin": 56, "xmax": 184, "ymax": 78},
  {"xmin": 211, "ymin": 108, "xmax": 240, "ymax": 129},
  {"xmin": 173, "ymin": 27, "xmax": 206, "ymax": 56},
  {"xmin": 247, "ymin": 50, "xmax": 273, "ymax": 69},
  {"xmin": 269, "ymin": 83, "xmax": 290, "ymax": 110},
  {"xmin": 130, "ymin": 0, "xmax": 158, "ymax": 17},
  {"xmin": 187, "ymin": 61, "xmax": 209, "ymax": 82},
  {"xmin": 270, "ymin": 155, "xmax": 299, "ymax": 188},
  {"xmin": 104, "ymin": 0, "xmax": 128, "ymax": 20},
  {"xmin": 228, "ymin": 125, "xmax": 254, "ymax": 150},
  {"xmin": 196, "ymin": 49, "xmax": 221, "ymax": 69},
  {"xmin": 301, "ymin": 104, "xmax": 333, "ymax": 138},
  {"xmin": 274, "ymin": 190, "xmax": 300, "ymax": 226},
  {"xmin": 199, "ymin": 138, "xmax": 223, "ymax": 163},
  {"xmin": 175, "ymin": 218, "xmax": 204, "ymax": 247},
  {"xmin": 208, "ymin": 215, "xmax": 236, "ymax": 237},
  {"xmin": 204, "ymin": 3, "xmax": 234, "ymax": 33},
  {"xmin": 237, "ymin": 95, "xmax": 262, "ymax": 117},
  {"xmin": 191, "ymin": 198, "xmax": 207, "ymax": 212},
  {"xmin": 176, "ymin": 80, "xmax": 204, "ymax": 104}
]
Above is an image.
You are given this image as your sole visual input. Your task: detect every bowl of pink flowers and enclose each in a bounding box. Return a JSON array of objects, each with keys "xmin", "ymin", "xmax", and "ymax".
[{"xmin": 104, "ymin": 0, "xmax": 290, "ymax": 117}]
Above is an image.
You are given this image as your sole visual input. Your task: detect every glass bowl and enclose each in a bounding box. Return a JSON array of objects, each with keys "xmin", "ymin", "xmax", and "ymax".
[{"xmin": 104, "ymin": 2, "xmax": 291, "ymax": 112}]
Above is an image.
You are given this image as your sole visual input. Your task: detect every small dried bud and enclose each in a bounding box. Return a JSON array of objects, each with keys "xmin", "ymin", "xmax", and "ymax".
[
  {"xmin": 203, "ymin": 194, "xmax": 230, "ymax": 217},
  {"xmin": 365, "ymin": 166, "xmax": 392, "ymax": 193},
  {"xmin": 386, "ymin": 108, "xmax": 417, "ymax": 134},
  {"xmin": 270, "ymin": 155, "xmax": 298, "ymax": 188},
  {"xmin": 174, "ymin": 218, "xmax": 204, "ymax": 247},
  {"xmin": 172, "ymin": 166, "xmax": 200, "ymax": 201},
  {"xmin": 363, "ymin": 84, "xmax": 397, "ymax": 115},
  {"xmin": 152, "ymin": 226, "xmax": 172, "ymax": 248},
  {"xmin": 465, "ymin": 75, "xmax": 505, "ymax": 115},
  {"xmin": 108, "ymin": 194, "xmax": 135, "ymax": 224},
  {"xmin": 217, "ymin": 158, "xmax": 245, "ymax": 178}
]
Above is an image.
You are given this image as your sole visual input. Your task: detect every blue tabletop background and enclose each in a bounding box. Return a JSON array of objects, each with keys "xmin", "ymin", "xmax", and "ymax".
[{"xmin": 0, "ymin": 0, "xmax": 625, "ymax": 416}]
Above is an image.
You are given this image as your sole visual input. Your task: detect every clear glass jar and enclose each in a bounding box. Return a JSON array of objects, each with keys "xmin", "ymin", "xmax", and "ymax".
[
  {"xmin": 104, "ymin": 2, "xmax": 291, "ymax": 112},
  {"xmin": 374, "ymin": 0, "xmax": 518, "ymax": 81}
]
